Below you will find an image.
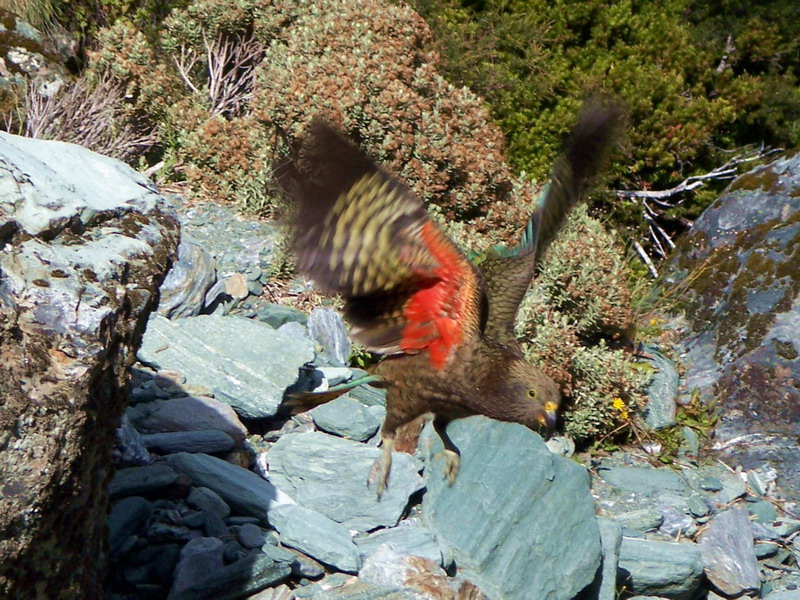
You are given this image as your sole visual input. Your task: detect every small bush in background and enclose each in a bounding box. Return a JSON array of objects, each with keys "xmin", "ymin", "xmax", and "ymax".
[{"xmin": 517, "ymin": 205, "xmax": 646, "ymax": 442}]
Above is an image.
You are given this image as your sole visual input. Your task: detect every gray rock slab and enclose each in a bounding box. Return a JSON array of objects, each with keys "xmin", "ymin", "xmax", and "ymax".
[
  {"xmin": 109, "ymin": 463, "xmax": 179, "ymax": 499},
  {"xmin": 269, "ymin": 504, "xmax": 361, "ymax": 573},
  {"xmin": 141, "ymin": 430, "xmax": 235, "ymax": 454},
  {"xmin": 699, "ymin": 508, "xmax": 760, "ymax": 596},
  {"xmin": 354, "ymin": 523, "xmax": 446, "ymax": 567},
  {"xmin": 136, "ymin": 395, "xmax": 248, "ymax": 445},
  {"xmin": 168, "ymin": 537, "xmax": 225, "ymax": 600},
  {"xmin": 764, "ymin": 592, "xmax": 800, "ymax": 600},
  {"xmin": 310, "ymin": 395, "xmax": 381, "ymax": 442},
  {"xmin": 597, "ymin": 519, "xmax": 623, "ymax": 600},
  {"xmin": 0, "ymin": 132, "xmax": 161, "ymax": 236},
  {"xmin": 168, "ymin": 551, "xmax": 292, "ymax": 600},
  {"xmin": 422, "ymin": 416, "xmax": 600, "ymax": 600},
  {"xmin": 598, "ymin": 466, "xmax": 689, "ymax": 496},
  {"xmin": 139, "ymin": 314, "xmax": 314, "ymax": 419},
  {"xmin": 166, "ymin": 452, "xmax": 294, "ymax": 524},
  {"xmin": 641, "ymin": 344, "xmax": 679, "ymax": 429},
  {"xmin": 307, "ymin": 307, "xmax": 350, "ymax": 366},
  {"xmin": 158, "ymin": 239, "xmax": 217, "ymax": 318},
  {"xmin": 618, "ymin": 538, "xmax": 704, "ymax": 599},
  {"xmin": 107, "ymin": 496, "xmax": 153, "ymax": 558},
  {"xmin": 267, "ymin": 431, "xmax": 423, "ymax": 533},
  {"xmin": 187, "ymin": 486, "xmax": 231, "ymax": 519}
]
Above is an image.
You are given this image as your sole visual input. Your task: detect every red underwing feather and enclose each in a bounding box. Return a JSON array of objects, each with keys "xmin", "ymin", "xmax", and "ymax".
[{"xmin": 400, "ymin": 222, "xmax": 478, "ymax": 369}]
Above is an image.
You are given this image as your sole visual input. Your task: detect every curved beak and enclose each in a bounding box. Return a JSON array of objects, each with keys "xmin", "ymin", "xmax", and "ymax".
[{"xmin": 544, "ymin": 402, "xmax": 558, "ymax": 435}]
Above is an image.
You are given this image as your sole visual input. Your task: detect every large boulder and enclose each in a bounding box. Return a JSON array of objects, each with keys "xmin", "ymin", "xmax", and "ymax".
[
  {"xmin": 421, "ymin": 417, "xmax": 601, "ymax": 600},
  {"xmin": 661, "ymin": 151, "xmax": 800, "ymax": 496},
  {"xmin": 0, "ymin": 133, "xmax": 179, "ymax": 599}
]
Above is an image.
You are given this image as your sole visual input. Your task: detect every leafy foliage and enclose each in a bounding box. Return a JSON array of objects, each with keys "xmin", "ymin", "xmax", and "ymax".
[{"xmin": 411, "ymin": 0, "xmax": 800, "ymax": 240}]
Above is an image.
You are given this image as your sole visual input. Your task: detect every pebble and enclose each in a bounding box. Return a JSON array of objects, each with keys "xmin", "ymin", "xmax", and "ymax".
[{"xmin": 235, "ymin": 523, "xmax": 267, "ymax": 549}]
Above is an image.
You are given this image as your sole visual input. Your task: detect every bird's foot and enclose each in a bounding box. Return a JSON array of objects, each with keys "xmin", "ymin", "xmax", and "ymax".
[
  {"xmin": 435, "ymin": 449, "xmax": 460, "ymax": 485},
  {"xmin": 367, "ymin": 440, "xmax": 394, "ymax": 499}
]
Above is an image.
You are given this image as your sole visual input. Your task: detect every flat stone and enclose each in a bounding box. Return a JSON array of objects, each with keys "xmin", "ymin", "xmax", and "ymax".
[
  {"xmin": 699, "ymin": 508, "xmax": 760, "ymax": 596},
  {"xmin": 310, "ymin": 395, "xmax": 381, "ymax": 442},
  {"xmin": 267, "ymin": 431, "xmax": 423, "ymax": 533},
  {"xmin": 717, "ymin": 473, "xmax": 747, "ymax": 504},
  {"xmin": 612, "ymin": 508, "xmax": 664, "ymax": 533},
  {"xmin": 235, "ymin": 523, "xmax": 266, "ymax": 549},
  {"xmin": 187, "ymin": 487, "xmax": 231, "ymax": 519},
  {"xmin": 307, "ymin": 308, "xmax": 350, "ymax": 366},
  {"xmin": 747, "ymin": 498, "xmax": 778, "ymax": 523},
  {"xmin": 687, "ymin": 494, "xmax": 710, "ymax": 518},
  {"xmin": 354, "ymin": 522, "xmax": 446, "ymax": 567},
  {"xmin": 109, "ymin": 463, "xmax": 179, "ymax": 499},
  {"xmin": 139, "ymin": 314, "xmax": 314, "ymax": 419},
  {"xmin": 764, "ymin": 592, "xmax": 800, "ymax": 600},
  {"xmin": 256, "ymin": 303, "xmax": 307, "ymax": 329},
  {"xmin": 137, "ymin": 395, "xmax": 248, "ymax": 445},
  {"xmin": 700, "ymin": 476, "xmax": 724, "ymax": 492},
  {"xmin": 168, "ymin": 551, "xmax": 292, "ymax": 600},
  {"xmin": 598, "ymin": 466, "xmax": 688, "ymax": 496},
  {"xmin": 618, "ymin": 538, "xmax": 704, "ymax": 599},
  {"xmin": 422, "ymin": 417, "xmax": 600, "ymax": 600},
  {"xmin": 107, "ymin": 497, "xmax": 153, "ymax": 559},
  {"xmin": 141, "ymin": 430, "xmax": 236, "ymax": 454},
  {"xmin": 358, "ymin": 544, "xmax": 452, "ymax": 598},
  {"xmin": 166, "ymin": 452, "xmax": 295, "ymax": 524},
  {"xmin": 168, "ymin": 537, "xmax": 225, "ymax": 600},
  {"xmin": 268, "ymin": 504, "xmax": 361, "ymax": 573}
]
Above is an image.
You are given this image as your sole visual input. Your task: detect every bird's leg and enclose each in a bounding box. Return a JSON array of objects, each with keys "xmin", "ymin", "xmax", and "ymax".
[
  {"xmin": 368, "ymin": 428, "xmax": 396, "ymax": 499},
  {"xmin": 433, "ymin": 416, "xmax": 461, "ymax": 485}
]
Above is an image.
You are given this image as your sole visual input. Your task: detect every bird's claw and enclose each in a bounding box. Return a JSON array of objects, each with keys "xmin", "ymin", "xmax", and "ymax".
[
  {"xmin": 367, "ymin": 454, "xmax": 391, "ymax": 499},
  {"xmin": 435, "ymin": 449, "xmax": 460, "ymax": 485}
]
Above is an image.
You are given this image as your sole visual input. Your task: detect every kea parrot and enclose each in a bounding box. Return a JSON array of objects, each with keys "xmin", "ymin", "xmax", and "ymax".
[{"xmin": 277, "ymin": 101, "xmax": 622, "ymax": 496}]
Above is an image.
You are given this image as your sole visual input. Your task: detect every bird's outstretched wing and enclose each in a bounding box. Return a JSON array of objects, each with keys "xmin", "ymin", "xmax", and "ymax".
[
  {"xmin": 277, "ymin": 119, "xmax": 483, "ymax": 370},
  {"xmin": 479, "ymin": 100, "xmax": 624, "ymax": 345}
]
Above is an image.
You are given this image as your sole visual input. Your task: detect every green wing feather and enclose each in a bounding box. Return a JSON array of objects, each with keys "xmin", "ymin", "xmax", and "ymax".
[{"xmin": 478, "ymin": 100, "xmax": 624, "ymax": 345}]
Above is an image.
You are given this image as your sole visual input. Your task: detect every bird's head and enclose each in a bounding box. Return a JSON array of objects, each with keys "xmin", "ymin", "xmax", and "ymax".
[{"xmin": 505, "ymin": 360, "xmax": 561, "ymax": 436}]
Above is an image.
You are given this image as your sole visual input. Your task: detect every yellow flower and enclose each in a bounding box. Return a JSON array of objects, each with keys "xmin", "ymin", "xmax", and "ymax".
[{"xmin": 612, "ymin": 397, "xmax": 629, "ymax": 420}]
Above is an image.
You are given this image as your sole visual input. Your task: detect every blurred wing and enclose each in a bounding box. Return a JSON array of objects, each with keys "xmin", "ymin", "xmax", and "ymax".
[
  {"xmin": 480, "ymin": 99, "xmax": 624, "ymax": 345},
  {"xmin": 277, "ymin": 119, "xmax": 483, "ymax": 369}
]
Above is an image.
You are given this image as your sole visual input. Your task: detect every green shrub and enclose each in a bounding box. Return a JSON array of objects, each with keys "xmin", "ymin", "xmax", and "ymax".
[{"xmin": 411, "ymin": 0, "xmax": 800, "ymax": 245}]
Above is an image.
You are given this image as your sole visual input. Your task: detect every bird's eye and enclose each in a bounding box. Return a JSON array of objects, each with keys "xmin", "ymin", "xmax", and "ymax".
[{"xmin": 527, "ymin": 389, "xmax": 538, "ymax": 399}]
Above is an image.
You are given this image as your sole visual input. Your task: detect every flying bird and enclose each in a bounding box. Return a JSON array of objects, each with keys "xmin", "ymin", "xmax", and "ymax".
[{"xmin": 277, "ymin": 102, "xmax": 622, "ymax": 496}]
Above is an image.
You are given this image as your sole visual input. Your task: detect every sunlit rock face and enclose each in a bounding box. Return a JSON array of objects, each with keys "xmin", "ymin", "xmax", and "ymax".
[{"xmin": 661, "ymin": 151, "xmax": 800, "ymax": 497}]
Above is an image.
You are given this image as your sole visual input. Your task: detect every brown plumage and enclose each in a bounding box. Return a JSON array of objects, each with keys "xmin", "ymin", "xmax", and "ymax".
[{"xmin": 277, "ymin": 102, "xmax": 622, "ymax": 496}]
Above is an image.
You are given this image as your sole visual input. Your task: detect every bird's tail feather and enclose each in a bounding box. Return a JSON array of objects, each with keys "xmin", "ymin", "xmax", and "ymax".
[{"xmin": 277, "ymin": 374, "xmax": 383, "ymax": 417}]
